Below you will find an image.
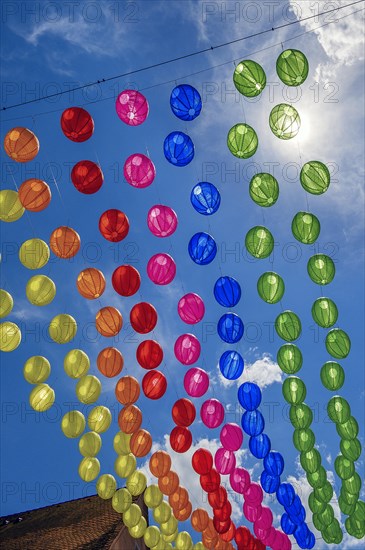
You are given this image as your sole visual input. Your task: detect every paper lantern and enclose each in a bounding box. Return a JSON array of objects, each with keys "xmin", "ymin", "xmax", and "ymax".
[
  {"xmin": 129, "ymin": 517, "xmax": 147, "ymax": 539},
  {"xmin": 320, "ymin": 361, "xmax": 344, "ymax": 391},
  {"xmin": 227, "ymin": 123, "xmax": 258, "ymax": 158},
  {"xmin": 213, "ymin": 517, "xmax": 231, "ymax": 534},
  {"xmin": 99, "ymin": 209, "xmax": 129, "ymax": 242},
  {"xmin": 175, "ymin": 531, "xmax": 193, "ymax": 550},
  {"xmin": 76, "ymin": 268, "xmax": 105, "ymax": 300},
  {"xmin": 229, "ymin": 467, "xmax": 249, "ymax": 494},
  {"xmin": 130, "ymin": 302, "xmax": 157, "ymax": 334},
  {"xmin": 49, "ymin": 314, "xmax": 77, "ymax": 344},
  {"xmin": 243, "ymin": 501, "xmax": 261, "ymax": 523},
  {"xmin": 220, "ymin": 521, "xmax": 236, "ymax": 542},
  {"xmin": 147, "ymin": 204, "xmax": 177, "ymax": 237},
  {"xmin": 201, "ymin": 399, "xmax": 224, "ymax": 429},
  {"xmin": 184, "ymin": 367, "xmax": 209, "ymax": 397},
  {"xmin": 300, "ymin": 161, "xmax": 330, "ymax": 195},
  {"xmin": 0, "ymin": 289, "xmax": 13, "ymax": 318},
  {"xmin": 61, "ymin": 107, "xmax": 94, "ymax": 141},
  {"xmin": 340, "ymin": 439, "xmax": 362, "ymax": 462},
  {"xmin": 112, "ymin": 488, "xmax": 132, "ymax": 513},
  {"xmin": 257, "ymin": 272, "xmax": 285, "ymax": 304},
  {"xmin": 188, "ymin": 232, "xmax": 217, "ymax": 265},
  {"xmin": 220, "ymin": 423, "xmax": 243, "ymax": 451},
  {"xmin": 64, "ymin": 349, "xmax": 89, "ymax": 378},
  {"xmin": 97, "ymin": 347, "xmax": 123, "ymax": 378},
  {"xmin": 300, "ymin": 449, "xmax": 321, "ymax": 474},
  {"xmin": 277, "ymin": 343, "xmax": 303, "ymax": 374},
  {"xmin": 170, "ymin": 84, "xmax": 202, "ymax": 121},
  {"xmin": 219, "ymin": 350, "xmax": 244, "ymax": 380},
  {"xmin": 18, "ymin": 178, "xmax": 51, "ymax": 211},
  {"xmin": 249, "ymin": 434, "xmax": 271, "ymax": 459},
  {"xmin": 336, "ymin": 416, "xmax": 358, "ymax": 440},
  {"xmin": 143, "ymin": 370, "xmax": 167, "ymax": 400},
  {"xmin": 192, "ymin": 449, "xmax": 213, "ymax": 475},
  {"xmin": 293, "ymin": 428, "xmax": 315, "ymax": 452},
  {"xmin": 245, "ymin": 483, "xmax": 263, "ymax": 505},
  {"xmin": 150, "ymin": 451, "xmax": 171, "ymax": 477},
  {"xmin": 137, "ymin": 339, "xmax": 163, "ymax": 369},
  {"xmin": 126, "ymin": 470, "xmax": 147, "ymax": 496},
  {"xmin": 307, "ymin": 254, "xmax": 335, "ymax": 285},
  {"xmin": 191, "ymin": 508, "xmax": 209, "ymax": 532},
  {"xmin": 177, "ymin": 293, "xmax": 205, "ymax": 324},
  {"xmin": 0, "ymin": 190, "xmax": 24, "ymax": 222},
  {"xmin": 276, "ymin": 49, "xmax": 309, "ymax": 86},
  {"xmin": 327, "ymin": 396, "xmax": 351, "ymax": 424},
  {"xmin": 87, "ymin": 405, "xmax": 112, "ymax": 433},
  {"xmin": 275, "ymin": 310, "xmax": 302, "ymax": 342},
  {"xmin": 23, "ymin": 356, "xmax": 50, "ymax": 384},
  {"xmin": 115, "ymin": 90, "xmax": 148, "ymax": 126},
  {"xmin": 307, "ymin": 467, "xmax": 327, "ymax": 489},
  {"xmin": 312, "ymin": 297, "xmax": 338, "ymax": 328},
  {"xmin": 26, "ymin": 274, "xmax": 56, "ymax": 306},
  {"xmin": 214, "ymin": 276, "xmax": 241, "ymax": 307},
  {"xmin": 215, "ymin": 448, "xmax": 236, "ymax": 475},
  {"xmin": 113, "ymin": 432, "xmax": 131, "ymax": 455},
  {"xmin": 335, "ymin": 456, "xmax": 355, "ymax": 480},
  {"xmin": 4, "ymin": 127, "xmax": 39, "ymax": 162},
  {"xmin": 118, "ymin": 405, "xmax": 142, "ymax": 434},
  {"xmin": 170, "ymin": 426, "xmax": 192, "ymax": 453},
  {"xmin": 341, "ymin": 473, "xmax": 361, "ymax": 495},
  {"xmin": 190, "ymin": 182, "xmax": 221, "ymax": 215},
  {"xmin": 282, "ymin": 376, "xmax": 306, "ymax": 405},
  {"xmin": 71, "ymin": 160, "xmax": 103, "ymax": 194},
  {"xmin": 241, "ymin": 410, "xmax": 264, "ymax": 436},
  {"xmin": 233, "ymin": 60, "xmax": 266, "ymax": 97},
  {"xmin": 269, "ymin": 103, "xmax": 300, "ymax": 140},
  {"xmin": 144, "ymin": 485, "xmax": 163, "ymax": 508},
  {"xmin": 95, "ymin": 306, "xmax": 122, "ymax": 337},
  {"xmin": 153, "ymin": 501, "xmax": 172, "ymax": 524},
  {"xmin": 160, "ymin": 515, "xmax": 178, "ymax": 536},
  {"xmin": 78, "ymin": 457, "xmax": 100, "ymax": 482},
  {"xmin": 76, "ymin": 374, "xmax": 101, "ymax": 404},
  {"xmin": 164, "ymin": 131, "xmax": 194, "ymax": 166},
  {"xmin": 249, "ymin": 172, "xmax": 279, "ymax": 207},
  {"xmin": 217, "ymin": 313, "xmax": 244, "ymax": 343},
  {"xmin": 147, "ymin": 253, "xmax": 176, "ymax": 285},
  {"xmin": 264, "ymin": 451, "xmax": 284, "ymax": 476},
  {"xmin": 158, "ymin": 471, "xmax": 179, "ymax": 495},
  {"xmin": 50, "ymin": 226, "xmax": 80, "ymax": 259},
  {"xmin": 124, "ymin": 153, "xmax": 155, "ymax": 188},
  {"xmin": 289, "ymin": 403, "xmax": 313, "ymax": 429},
  {"xmin": 123, "ymin": 503, "xmax": 142, "ymax": 528},
  {"xmin": 29, "ymin": 383, "xmax": 55, "ymax": 412},
  {"xmin": 325, "ymin": 328, "xmax": 351, "ymax": 359},
  {"xmin": 172, "ymin": 398, "xmax": 196, "ymax": 427},
  {"xmin": 130, "ymin": 429, "xmax": 152, "ymax": 458},
  {"xmin": 200, "ymin": 469, "xmax": 221, "ymax": 493},
  {"xmin": 174, "ymin": 333, "xmax": 201, "ymax": 365},
  {"xmin": 292, "ymin": 211, "xmax": 320, "ymax": 244},
  {"xmin": 79, "ymin": 431, "xmax": 102, "ymax": 457},
  {"xmin": 245, "ymin": 226, "xmax": 274, "ymax": 258},
  {"xmin": 114, "ymin": 453, "xmax": 137, "ymax": 478},
  {"xmin": 61, "ymin": 410, "xmax": 85, "ymax": 438},
  {"xmin": 19, "ymin": 238, "xmax": 49, "ymax": 269},
  {"xmin": 238, "ymin": 382, "xmax": 262, "ymax": 411},
  {"xmin": 112, "ymin": 264, "xmax": 140, "ymax": 296}
]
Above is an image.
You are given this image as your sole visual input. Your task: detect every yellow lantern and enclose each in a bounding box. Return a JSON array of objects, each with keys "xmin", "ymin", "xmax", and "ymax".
[
  {"xmin": 61, "ymin": 410, "xmax": 85, "ymax": 438},
  {"xmin": 126, "ymin": 470, "xmax": 147, "ymax": 496},
  {"xmin": 0, "ymin": 321, "xmax": 21, "ymax": 352},
  {"xmin": 64, "ymin": 349, "xmax": 90, "ymax": 378},
  {"xmin": 0, "ymin": 289, "xmax": 13, "ymax": 318},
  {"xmin": 123, "ymin": 503, "xmax": 142, "ymax": 528},
  {"xmin": 26, "ymin": 275, "xmax": 56, "ymax": 306},
  {"xmin": 0, "ymin": 189, "xmax": 24, "ymax": 222},
  {"xmin": 113, "ymin": 431, "xmax": 132, "ymax": 455},
  {"xmin": 79, "ymin": 431, "xmax": 102, "ymax": 457},
  {"xmin": 19, "ymin": 238, "xmax": 49, "ymax": 269},
  {"xmin": 24, "ymin": 356, "xmax": 50, "ymax": 384},
  {"xmin": 78, "ymin": 457, "xmax": 100, "ymax": 482},
  {"xmin": 88, "ymin": 405, "xmax": 112, "ymax": 433},
  {"xmin": 129, "ymin": 516, "xmax": 147, "ymax": 539},
  {"xmin": 96, "ymin": 474, "xmax": 117, "ymax": 499},
  {"xmin": 29, "ymin": 383, "xmax": 55, "ymax": 412},
  {"xmin": 76, "ymin": 374, "xmax": 101, "ymax": 404},
  {"xmin": 112, "ymin": 487, "xmax": 132, "ymax": 513},
  {"xmin": 153, "ymin": 501, "xmax": 172, "ymax": 524},
  {"xmin": 115, "ymin": 453, "xmax": 136, "ymax": 478},
  {"xmin": 49, "ymin": 314, "xmax": 77, "ymax": 343},
  {"xmin": 144, "ymin": 484, "xmax": 163, "ymax": 509},
  {"xmin": 144, "ymin": 526, "xmax": 161, "ymax": 548}
]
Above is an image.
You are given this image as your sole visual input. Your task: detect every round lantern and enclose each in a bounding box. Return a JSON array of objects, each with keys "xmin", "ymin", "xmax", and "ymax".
[
  {"xmin": 18, "ymin": 179, "xmax": 51, "ymax": 212},
  {"xmin": 75, "ymin": 374, "xmax": 101, "ymax": 404},
  {"xmin": 61, "ymin": 410, "xmax": 85, "ymax": 438},
  {"xmin": 113, "ymin": 432, "xmax": 132, "ymax": 455},
  {"xmin": 257, "ymin": 272, "xmax": 285, "ymax": 304},
  {"xmin": 130, "ymin": 302, "xmax": 157, "ymax": 334},
  {"xmin": 327, "ymin": 396, "xmax": 351, "ymax": 424},
  {"xmin": 164, "ymin": 131, "xmax": 194, "ymax": 166},
  {"xmin": 124, "ymin": 153, "xmax": 155, "ymax": 188},
  {"xmin": 292, "ymin": 211, "xmax": 320, "ymax": 244},
  {"xmin": 147, "ymin": 204, "xmax": 177, "ymax": 237},
  {"xmin": 275, "ymin": 310, "xmax": 302, "ymax": 341},
  {"xmin": 201, "ymin": 399, "xmax": 224, "ymax": 429},
  {"xmin": 76, "ymin": 268, "xmax": 105, "ymax": 300},
  {"xmin": 50, "ymin": 226, "xmax": 80, "ymax": 259},
  {"xmin": 325, "ymin": 328, "xmax": 351, "ymax": 359},
  {"xmin": 227, "ymin": 123, "xmax": 258, "ymax": 158},
  {"xmin": 214, "ymin": 276, "xmax": 241, "ymax": 307},
  {"xmin": 64, "ymin": 349, "xmax": 89, "ymax": 378},
  {"xmin": 147, "ymin": 253, "xmax": 176, "ymax": 285},
  {"xmin": 79, "ymin": 431, "xmax": 102, "ymax": 457},
  {"xmin": 241, "ymin": 410, "xmax": 264, "ymax": 436},
  {"xmin": 293, "ymin": 428, "xmax": 315, "ymax": 452},
  {"xmin": 190, "ymin": 182, "xmax": 221, "ymax": 215},
  {"xmin": 276, "ymin": 49, "xmax": 309, "ymax": 86},
  {"xmin": 336, "ymin": 416, "xmax": 358, "ymax": 440},
  {"xmin": 115, "ymin": 376, "xmax": 140, "ymax": 405},
  {"xmin": 217, "ymin": 313, "xmax": 244, "ymax": 343},
  {"xmin": 290, "ymin": 403, "xmax": 313, "ymax": 429},
  {"xmin": 170, "ymin": 84, "xmax": 202, "ymax": 121},
  {"xmin": 177, "ymin": 293, "xmax": 205, "ymax": 324},
  {"xmin": 188, "ymin": 232, "xmax": 217, "ymax": 265},
  {"xmin": 277, "ymin": 343, "xmax": 303, "ymax": 374},
  {"xmin": 112, "ymin": 488, "xmax": 132, "ymax": 513},
  {"xmin": 95, "ymin": 306, "xmax": 122, "ymax": 337},
  {"xmin": 144, "ymin": 485, "xmax": 163, "ymax": 509},
  {"xmin": 49, "ymin": 314, "xmax": 77, "ymax": 344},
  {"xmin": 249, "ymin": 172, "xmax": 279, "ymax": 207},
  {"xmin": 118, "ymin": 404, "xmax": 142, "ymax": 434},
  {"xmin": 97, "ymin": 347, "xmax": 123, "ymax": 378},
  {"xmin": 115, "ymin": 452, "xmax": 136, "ymax": 478},
  {"xmin": 112, "ymin": 265, "xmax": 140, "ymax": 296},
  {"xmin": 269, "ymin": 103, "xmax": 301, "ymax": 140},
  {"xmin": 61, "ymin": 107, "xmax": 94, "ymax": 142},
  {"xmin": 158, "ymin": 471, "xmax": 179, "ymax": 495},
  {"xmin": 170, "ymin": 426, "xmax": 192, "ymax": 453},
  {"xmin": 249, "ymin": 434, "xmax": 271, "ymax": 459},
  {"xmin": 191, "ymin": 508, "xmax": 209, "ymax": 532},
  {"xmin": 220, "ymin": 423, "xmax": 243, "ymax": 451},
  {"xmin": 0, "ymin": 190, "xmax": 24, "ymax": 222},
  {"xmin": 26, "ymin": 274, "xmax": 56, "ymax": 306},
  {"xmin": 4, "ymin": 127, "xmax": 39, "ymax": 162},
  {"xmin": 219, "ymin": 350, "xmax": 244, "ymax": 380},
  {"xmin": 142, "ymin": 370, "xmax": 167, "ymax": 400},
  {"xmin": 264, "ymin": 451, "xmax": 284, "ymax": 476},
  {"xmin": 192, "ymin": 449, "xmax": 213, "ymax": 475},
  {"xmin": 172, "ymin": 398, "xmax": 196, "ymax": 427},
  {"xmin": 245, "ymin": 226, "xmax": 274, "ymax": 258},
  {"xmin": 29, "ymin": 383, "xmax": 55, "ymax": 412},
  {"xmin": 149, "ymin": 451, "xmax": 171, "ymax": 478},
  {"xmin": 19, "ymin": 238, "xmax": 49, "ymax": 269},
  {"xmin": 238, "ymin": 382, "xmax": 262, "ymax": 411},
  {"xmin": 87, "ymin": 406, "xmax": 112, "ymax": 433},
  {"xmin": 78, "ymin": 457, "xmax": 100, "ymax": 482},
  {"xmin": 99, "ymin": 209, "xmax": 129, "ymax": 242},
  {"xmin": 23, "ymin": 355, "xmax": 50, "ymax": 384},
  {"xmin": 312, "ymin": 297, "xmax": 338, "ymax": 328},
  {"xmin": 71, "ymin": 160, "xmax": 103, "ymax": 194},
  {"xmin": 215, "ymin": 448, "xmax": 236, "ymax": 475},
  {"xmin": 200, "ymin": 469, "xmax": 221, "ymax": 493},
  {"xmin": 174, "ymin": 333, "xmax": 201, "ymax": 365},
  {"xmin": 300, "ymin": 161, "xmax": 330, "ymax": 195},
  {"xmin": 282, "ymin": 376, "xmax": 306, "ymax": 405},
  {"xmin": 184, "ymin": 367, "xmax": 209, "ymax": 397},
  {"xmin": 115, "ymin": 90, "xmax": 148, "ymax": 126},
  {"xmin": 137, "ymin": 339, "xmax": 163, "ymax": 369},
  {"xmin": 233, "ymin": 60, "xmax": 266, "ymax": 97}
]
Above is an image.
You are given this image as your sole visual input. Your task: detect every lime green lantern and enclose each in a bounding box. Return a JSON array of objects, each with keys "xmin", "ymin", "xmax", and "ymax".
[
  {"xmin": 293, "ymin": 428, "xmax": 315, "ymax": 452},
  {"xmin": 314, "ymin": 481, "xmax": 333, "ymax": 503},
  {"xmin": 19, "ymin": 238, "xmax": 49, "ymax": 269},
  {"xmin": 340, "ymin": 438, "xmax": 362, "ymax": 462},
  {"xmin": 320, "ymin": 505, "xmax": 335, "ymax": 527},
  {"xmin": 61, "ymin": 410, "xmax": 85, "ymax": 438},
  {"xmin": 126, "ymin": 470, "xmax": 147, "ymax": 496},
  {"xmin": 88, "ymin": 405, "xmax": 112, "ymax": 433},
  {"xmin": 76, "ymin": 374, "xmax": 101, "ymax": 404},
  {"xmin": 353, "ymin": 501, "xmax": 365, "ymax": 522},
  {"xmin": 0, "ymin": 189, "xmax": 24, "ymax": 222},
  {"xmin": 79, "ymin": 431, "xmax": 102, "ymax": 457},
  {"xmin": 345, "ymin": 516, "xmax": 365, "ymax": 539},
  {"xmin": 245, "ymin": 226, "xmax": 274, "ymax": 259},
  {"xmin": 249, "ymin": 173, "xmax": 279, "ymax": 207},
  {"xmin": 0, "ymin": 321, "xmax": 21, "ymax": 352},
  {"xmin": 114, "ymin": 431, "xmax": 132, "ymax": 455},
  {"xmin": 96, "ymin": 473, "xmax": 117, "ymax": 500},
  {"xmin": 269, "ymin": 103, "xmax": 300, "ymax": 140},
  {"xmin": 307, "ymin": 466, "xmax": 327, "ymax": 488},
  {"xmin": 323, "ymin": 521, "xmax": 343, "ymax": 545},
  {"xmin": 153, "ymin": 501, "xmax": 172, "ymax": 524},
  {"xmin": 289, "ymin": 403, "xmax": 313, "ymax": 429},
  {"xmin": 312, "ymin": 297, "xmax": 338, "ymax": 328},
  {"xmin": 320, "ymin": 361, "xmax": 344, "ymax": 391},
  {"xmin": 193, "ymin": 543, "xmax": 207, "ymax": 550},
  {"xmin": 78, "ymin": 457, "xmax": 100, "ymax": 482},
  {"xmin": 64, "ymin": 349, "xmax": 90, "ymax": 378},
  {"xmin": 144, "ymin": 484, "xmax": 163, "ymax": 509},
  {"xmin": 276, "ymin": 49, "xmax": 309, "ymax": 86},
  {"xmin": 275, "ymin": 310, "xmax": 301, "ymax": 341},
  {"xmin": 29, "ymin": 383, "xmax": 55, "ymax": 412},
  {"xmin": 341, "ymin": 489, "xmax": 359, "ymax": 505},
  {"xmin": 282, "ymin": 376, "xmax": 306, "ymax": 405},
  {"xmin": 308, "ymin": 492, "xmax": 326, "ymax": 514},
  {"xmin": 327, "ymin": 396, "xmax": 351, "ymax": 424},
  {"xmin": 307, "ymin": 254, "xmax": 335, "ymax": 285},
  {"xmin": 291, "ymin": 211, "xmax": 320, "ymax": 245},
  {"xmin": 227, "ymin": 123, "xmax": 258, "ymax": 158},
  {"xmin": 112, "ymin": 487, "xmax": 132, "ymax": 513},
  {"xmin": 233, "ymin": 60, "xmax": 266, "ymax": 97},
  {"xmin": 129, "ymin": 516, "xmax": 147, "ymax": 539},
  {"xmin": 257, "ymin": 272, "xmax": 284, "ymax": 304},
  {"xmin": 176, "ymin": 532, "xmax": 193, "ymax": 550},
  {"xmin": 342, "ymin": 473, "xmax": 361, "ymax": 495},
  {"xmin": 325, "ymin": 328, "xmax": 351, "ymax": 359},
  {"xmin": 123, "ymin": 503, "xmax": 142, "ymax": 528},
  {"xmin": 300, "ymin": 161, "xmax": 330, "ymax": 195},
  {"xmin": 49, "ymin": 313, "xmax": 77, "ymax": 344},
  {"xmin": 277, "ymin": 344, "xmax": 302, "ymax": 374},
  {"xmin": 336, "ymin": 416, "xmax": 359, "ymax": 440},
  {"xmin": 0, "ymin": 289, "xmax": 13, "ymax": 318},
  {"xmin": 115, "ymin": 453, "xmax": 137, "ymax": 478},
  {"xmin": 339, "ymin": 495, "xmax": 356, "ymax": 515},
  {"xmin": 144, "ymin": 525, "xmax": 161, "ymax": 548},
  {"xmin": 26, "ymin": 275, "xmax": 56, "ymax": 306},
  {"xmin": 162, "ymin": 533, "xmax": 177, "ymax": 545},
  {"xmin": 334, "ymin": 455, "xmax": 355, "ymax": 480},
  {"xmin": 24, "ymin": 356, "xmax": 50, "ymax": 384},
  {"xmin": 160, "ymin": 515, "xmax": 178, "ymax": 536}
]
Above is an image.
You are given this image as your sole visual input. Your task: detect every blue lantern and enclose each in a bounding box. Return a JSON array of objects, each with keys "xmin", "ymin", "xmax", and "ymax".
[
  {"xmin": 294, "ymin": 524, "xmax": 310, "ymax": 549},
  {"xmin": 286, "ymin": 495, "xmax": 306, "ymax": 525},
  {"xmin": 214, "ymin": 276, "xmax": 241, "ymax": 307},
  {"xmin": 170, "ymin": 84, "xmax": 202, "ymax": 121},
  {"xmin": 281, "ymin": 513, "xmax": 296, "ymax": 535},
  {"xmin": 264, "ymin": 451, "xmax": 285, "ymax": 476},
  {"xmin": 237, "ymin": 382, "xmax": 262, "ymax": 411},
  {"xmin": 241, "ymin": 410, "xmax": 265, "ymax": 436},
  {"xmin": 217, "ymin": 313, "xmax": 244, "ymax": 343},
  {"xmin": 261, "ymin": 470, "xmax": 281, "ymax": 493},
  {"xmin": 219, "ymin": 350, "xmax": 244, "ymax": 380},
  {"xmin": 191, "ymin": 182, "xmax": 221, "ymax": 215},
  {"xmin": 249, "ymin": 434, "xmax": 271, "ymax": 459},
  {"xmin": 164, "ymin": 131, "xmax": 194, "ymax": 166},
  {"xmin": 276, "ymin": 483, "xmax": 295, "ymax": 508},
  {"xmin": 306, "ymin": 532, "xmax": 315, "ymax": 549},
  {"xmin": 188, "ymin": 232, "xmax": 217, "ymax": 265}
]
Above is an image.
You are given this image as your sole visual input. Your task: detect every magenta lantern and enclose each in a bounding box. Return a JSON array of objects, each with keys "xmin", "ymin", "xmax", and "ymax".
[
  {"xmin": 244, "ymin": 483, "xmax": 263, "ymax": 505},
  {"xmin": 220, "ymin": 423, "xmax": 243, "ymax": 451},
  {"xmin": 243, "ymin": 502, "xmax": 262, "ymax": 522},
  {"xmin": 147, "ymin": 253, "xmax": 176, "ymax": 285},
  {"xmin": 184, "ymin": 367, "xmax": 209, "ymax": 398},
  {"xmin": 261, "ymin": 526, "xmax": 278, "ymax": 547},
  {"xmin": 174, "ymin": 333, "xmax": 201, "ymax": 365},
  {"xmin": 255, "ymin": 507, "xmax": 273, "ymax": 530},
  {"xmin": 214, "ymin": 448, "xmax": 236, "ymax": 475},
  {"xmin": 115, "ymin": 90, "xmax": 148, "ymax": 126},
  {"xmin": 124, "ymin": 153, "xmax": 155, "ymax": 188},
  {"xmin": 229, "ymin": 467, "xmax": 250, "ymax": 494},
  {"xmin": 178, "ymin": 293, "xmax": 205, "ymax": 324},
  {"xmin": 201, "ymin": 398, "xmax": 224, "ymax": 429},
  {"xmin": 147, "ymin": 204, "xmax": 177, "ymax": 237}
]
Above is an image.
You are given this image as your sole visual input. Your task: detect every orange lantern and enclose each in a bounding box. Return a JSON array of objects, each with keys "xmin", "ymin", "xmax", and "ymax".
[
  {"xmin": 130, "ymin": 429, "xmax": 152, "ymax": 458},
  {"xmin": 191, "ymin": 508, "xmax": 209, "ymax": 532},
  {"xmin": 50, "ymin": 226, "xmax": 80, "ymax": 259},
  {"xmin": 97, "ymin": 347, "xmax": 123, "ymax": 378},
  {"xmin": 4, "ymin": 127, "xmax": 39, "ymax": 162},
  {"xmin": 158, "ymin": 470, "xmax": 179, "ymax": 496},
  {"xmin": 118, "ymin": 404, "xmax": 142, "ymax": 434},
  {"xmin": 202, "ymin": 521, "xmax": 219, "ymax": 550},
  {"xmin": 95, "ymin": 306, "xmax": 122, "ymax": 337},
  {"xmin": 169, "ymin": 486, "xmax": 189, "ymax": 510},
  {"xmin": 174, "ymin": 501, "xmax": 192, "ymax": 521},
  {"xmin": 18, "ymin": 179, "xmax": 51, "ymax": 212},
  {"xmin": 115, "ymin": 376, "xmax": 140, "ymax": 405},
  {"xmin": 149, "ymin": 451, "xmax": 171, "ymax": 478},
  {"xmin": 219, "ymin": 521, "xmax": 235, "ymax": 542},
  {"xmin": 77, "ymin": 267, "xmax": 106, "ymax": 299}
]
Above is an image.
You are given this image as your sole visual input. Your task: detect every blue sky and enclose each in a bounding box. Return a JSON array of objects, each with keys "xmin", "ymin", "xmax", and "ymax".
[{"xmin": 0, "ymin": 1, "xmax": 364, "ymax": 548}]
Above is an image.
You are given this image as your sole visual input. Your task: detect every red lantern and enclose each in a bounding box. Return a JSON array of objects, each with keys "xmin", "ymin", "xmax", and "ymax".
[
  {"xmin": 200, "ymin": 469, "xmax": 221, "ymax": 493},
  {"xmin": 208, "ymin": 486, "xmax": 227, "ymax": 509},
  {"xmin": 130, "ymin": 302, "xmax": 157, "ymax": 334},
  {"xmin": 192, "ymin": 449, "xmax": 213, "ymax": 475},
  {"xmin": 142, "ymin": 370, "xmax": 167, "ymax": 400},
  {"xmin": 235, "ymin": 526, "xmax": 252, "ymax": 549},
  {"xmin": 213, "ymin": 516, "xmax": 231, "ymax": 535},
  {"xmin": 220, "ymin": 521, "xmax": 236, "ymax": 542},
  {"xmin": 100, "ymin": 210, "xmax": 129, "ymax": 242},
  {"xmin": 71, "ymin": 160, "xmax": 103, "ymax": 194},
  {"xmin": 61, "ymin": 107, "xmax": 94, "ymax": 142},
  {"xmin": 170, "ymin": 426, "xmax": 192, "ymax": 453},
  {"xmin": 172, "ymin": 398, "xmax": 196, "ymax": 427},
  {"xmin": 112, "ymin": 265, "xmax": 140, "ymax": 296},
  {"xmin": 137, "ymin": 340, "xmax": 163, "ymax": 370},
  {"xmin": 214, "ymin": 500, "xmax": 232, "ymax": 522}
]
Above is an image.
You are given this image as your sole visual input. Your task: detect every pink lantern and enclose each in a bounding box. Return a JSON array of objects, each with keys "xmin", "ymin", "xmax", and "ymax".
[
  {"xmin": 147, "ymin": 253, "xmax": 176, "ymax": 285},
  {"xmin": 243, "ymin": 502, "xmax": 262, "ymax": 522},
  {"xmin": 124, "ymin": 153, "xmax": 155, "ymax": 188},
  {"xmin": 115, "ymin": 90, "xmax": 148, "ymax": 126},
  {"xmin": 147, "ymin": 204, "xmax": 177, "ymax": 237},
  {"xmin": 220, "ymin": 423, "xmax": 243, "ymax": 451},
  {"xmin": 174, "ymin": 333, "xmax": 201, "ymax": 365},
  {"xmin": 201, "ymin": 398, "xmax": 224, "ymax": 429},
  {"xmin": 261, "ymin": 526, "xmax": 277, "ymax": 547},
  {"xmin": 184, "ymin": 367, "xmax": 209, "ymax": 398},
  {"xmin": 244, "ymin": 483, "xmax": 263, "ymax": 505},
  {"xmin": 272, "ymin": 531, "xmax": 290, "ymax": 550},
  {"xmin": 255, "ymin": 507, "xmax": 273, "ymax": 530},
  {"xmin": 229, "ymin": 467, "xmax": 250, "ymax": 494},
  {"xmin": 177, "ymin": 293, "xmax": 205, "ymax": 324},
  {"xmin": 254, "ymin": 523, "xmax": 270, "ymax": 541},
  {"xmin": 214, "ymin": 448, "xmax": 236, "ymax": 475}
]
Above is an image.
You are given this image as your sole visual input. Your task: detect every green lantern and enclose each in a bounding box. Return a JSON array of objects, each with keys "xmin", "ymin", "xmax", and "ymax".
[
  {"xmin": 78, "ymin": 457, "xmax": 100, "ymax": 482},
  {"xmin": 115, "ymin": 453, "xmax": 137, "ymax": 478},
  {"xmin": 277, "ymin": 344, "xmax": 303, "ymax": 374},
  {"xmin": 61, "ymin": 410, "xmax": 85, "ymax": 438},
  {"xmin": 275, "ymin": 310, "xmax": 301, "ymax": 342},
  {"xmin": 245, "ymin": 226, "xmax": 274, "ymax": 259},
  {"xmin": 276, "ymin": 49, "xmax": 309, "ymax": 86},
  {"xmin": 312, "ymin": 297, "xmax": 338, "ymax": 328},
  {"xmin": 327, "ymin": 396, "xmax": 351, "ymax": 424},
  {"xmin": 123, "ymin": 503, "xmax": 142, "ymax": 528},
  {"xmin": 334, "ymin": 455, "xmax": 355, "ymax": 480},
  {"xmin": 88, "ymin": 405, "xmax": 112, "ymax": 433},
  {"xmin": 249, "ymin": 173, "xmax": 279, "ymax": 207},
  {"xmin": 257, "ymin": 272, "xmax": 284, "ymax": 304},
  {"xmin": 23, "ymin": 356, "xmax": 50, "ymax": 384},
  {"xmin": 153, "ymin": 501, "xmax": 172, "ymax": 524},
  {"xmin": 353, "ymin": 501, "xmax": 365, "ymax": 522},
  {"xmin": 342, "ymin": 473, "xmax": 361, "ymax": 495},
  {"xmin": 97, "ymin": 474, "xmax": 117, "ymax": 500},
  {"xmin": 282, "ymin": 376, "xmax": 306, "ymax": 405},
  {"xmin": 76, "ymin": 374, "xmax": 101, "ymax": 404},
  {"xmin": 307, "ymin": 254, "xmax": 335, "ymax": 285},
  {"xmin": 291, "ymin": 211, "xmax": 320, "ymax": 245},
  {"xmin": 312, "ymin": 513, "xmax": 324, "ymax": 532},
  {"xmin": 314, "ymin": 481, "xmax": 333, "ymax": 503},
  {"xmin": 300, "ymin": 448, "xmax": 321, "ymax": 474},
  {"xmin": 0, "ymin": 189, "xmax": 24, "ymax": 222},
  {"xmin": 340, "ymin": 438, "xmax": 362, "ymax": 461},
  {"xmin": 308, "ymin": 491, "xmax": 326, "ymax": 513},
  {"xmin": 19, "ymin": 238, "xmax": 50, "ymax": 270},
  {"xmin": 175, "ymin": 532, "xmax": 193, "ymax": 550},
  {"xmin": 114, "ymin": 431, "xmax": 132, "ymax": 455},
  {"xmin": 49, "ymin": 314, "xmax": 77, "ymax": 344},
  {"xmin": 293, "ymin": 428, "xmax": 315, "ymax": 452},
  {"xmin": 320, "ymin": 504, "xmax": 335, "ymax": 527},
  {"xmin": 29, "ymin": 383, "xmax": 55, "ymax": 412},
  {"xmin": 233, "ymin": 60, "xmax": 266, "ymax": 97},
  {"xmin": 300, "ymin": 161, "xmax": 330, "ymax": 195},
  {"xmin": 227, "ymin": 123, "xmax": 258, "ymax": 159},
  {"xmin": 144, "ymin": 525, "xmax": 161, "ymax": 548},
  {"xmin": 0, "ymin": 289, "xmax": 13, "ymax": 318},
  {"xmin": 322, "ymin": 521, "xmax": 343, "ymax": 545},
  {"xmin": 129, "ymin": 516, "xmax": 147, "ymax": 539},
  {"xmin": 64, "ymin": 349, "xmax": 90, "ymax": 378},
  {"xmin": 325, "ymin": 328, "xmax": 351, "ymax": 359},
  {"xmin": 339, "ymin": 495, "xmax": 356, "ymax": 515},
  {"xmin": 144, "ymin": 484, "xmax": 163, "ymax": 509},
  {"xmin": 26, "ymin": 275, "xmax": 56, "ymax": 306},
  {"xmin": 345, "ymin": 516, "xmax": 365, "ymax": 539},
  {"xmin": 341, "ymin": 488, "xmax": 359, "ymax": 505},
  {"xmin": 269, "ymin": 103, "xmax": 300, "ymax": 140},
  {"xmin": 79, "ymin": 431, "xmax": 102, "ymax": 457},
  {"xmin": 126, "ymin": 470, "xmax": 147, "ymax": 496},
  {"xmin": 336, "ymin": 416, "xmax": 358, "ymax": 440},
  {"xmin": 307, "ymin": 466, "xmax": 327, "ymax": 489},
  {"xmin": 160, "ymin": 515, "xmax": 178, "ymax": 536},
  {"xmin": 320, "ymin": 361, "xmax": 344, "ymax": 391},
  {"xmin": 289, "ymin": 403, "xmax": 313, "ymax": 429},
  {"xmin": 112, "ymin": 488, "xmax": 132, "ymax": 513}
]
